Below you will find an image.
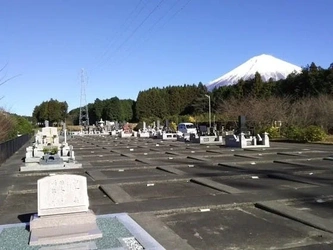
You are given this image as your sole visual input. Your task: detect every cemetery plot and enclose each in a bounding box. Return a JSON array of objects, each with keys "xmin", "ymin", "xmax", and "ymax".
[
  {"xmin": 277, "ymin": 150, "xmax": 332, "ymax": 158},
  {"xmin": 148, "ymin": 146, "xmax": 184, "ymax": 152},
  {"xmin": 0, "ymin": 192, "xmax": 37, "ymax": 216},
  {"xmin": 232, "ymin": 152, "xmax": 269, "ymax": 159},
  {"xmin": 68, "ymin": 142, "xmax": 88, "ymax": 146},
  {"xmin": 150, "ymin": 156, "xmax": 206, "ymax": 165},
  {"xmin": 120, "ymin": 180, "xmax": 225, "ymax": 201},
  {"xmin": 81, "ymin": 154, "xmax": 129, "ymax": 161},
  {"xmin": 232, "ymin": 152, "xmax": 301, "ymax": 161},
  {"xmin": 110, "ymin": 145, "xmax": 142, "ymax": 149},
  {"xmin": 243, "ymin": 147, "xmax": 294, "ymax": 152},
  {"xmin": 209, "ymin": 175, "xmax": 316, "ymax": 192},
  {"xmin": 286, "ymin": 197, "xmax": 333, "ymax": 219},
  {"xmin": 159, "ymin": 207, "xmax": 333, "ymax": 250},
  {"xmin": 170, "ymin": 150, "xmax": 226, "ymax": 157},
  {"xmin": 284, "ymin": 171, "xmax": 333, "ymax": 186},
  {"xmin": 274, "ymin": 159, "xmax": 333, "ymax": 170},
  {"xmin": 90, "ymin": 142, "xmax": 118, "ymax": 147},
  {"xmin": 87, "ymin": 187, "xmax": 114, "ymax": 206},
  {"xmin": 255, "ymin": 200, "xmax": 333, "ymax": 237},
  {"xmin": 101, "ymin": 168, "xmax": 172, "ymax": 179},
  {"xmin": 0, "ymin": 215, "xmax": 160, "ymax": 250},
  {"xmin": 114, "ymin": 147, "xmax": 161, "ymax": 153},
  {"xmin": 74, "ymin": 148, "xmax": 110, "ymax": 155},
  {"xmin": 174, "ymin": 165, "xmax": 235, "ymax": 177},
  {"xmin": 185, "ymin": 144, "xmax": 223, "ymax": 149},
  {"xmin": 89, "ymin": 160, "xmax": 148, "ymax": 168},
  {"xmin": 130, "ymin": 151, "xmax": 171, "ymax": 159},
  {"xmin": 189, "ymin": 155, "xmax": 257, "ymax": 164},
  {"xmin": 218, "ymin": 161, "xmax": 307, "ymax": 172}
]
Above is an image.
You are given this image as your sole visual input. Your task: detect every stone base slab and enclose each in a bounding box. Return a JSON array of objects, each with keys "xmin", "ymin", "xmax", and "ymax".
[
  {"xmin": 30, "ymin": 210, "xmax": 97, "ymax": 229},
  {"xmin": 20, "ymin": 162, "xmax": 82, "ymax": 172},
  {"xmin": 29, "ymin": 210, "xmax": 102, "ymax": 246}
]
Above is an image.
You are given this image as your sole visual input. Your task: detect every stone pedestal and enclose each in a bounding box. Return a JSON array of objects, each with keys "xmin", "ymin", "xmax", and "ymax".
[
  {"xmin": 29, "ymin": 210, "xmax": 102, "ymax": 246},
  {"xmin": 120, "ymin": 131, "xmax": 132, "ymax": 138}
]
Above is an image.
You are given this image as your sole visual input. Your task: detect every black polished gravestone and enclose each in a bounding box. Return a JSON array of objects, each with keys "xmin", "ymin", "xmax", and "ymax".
[
  {"xmin": 237, "ymin": 115, "xmax": 247, "ymax": 134},
  {"xmin": 114, "ymin": 121, "xmax": 119, "ymax": 130},
  {"xmin": 39, "ymin": 154, "xmax": 64, "ymax": 165},
  {"xmin": 199, "ymin": 125, "xmax": 208, "ymax": 136}
]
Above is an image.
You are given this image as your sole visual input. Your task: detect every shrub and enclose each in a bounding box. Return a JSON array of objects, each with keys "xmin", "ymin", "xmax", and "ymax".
[
  {"xmin": 169, "ymin": 122, "xmax": 177, "ymax": 132},
  {"xmin": 283, "ymin": 125, "xmax": 305, "ymax": 141},
  {"xmin": 43, "ymin": 146, "xmax": 59, "ymax": 155},
  {"xmin": 261, "ymin": 126, "xmax": 280, "ymax": 138},
  {"xmin": 303, "ymin": 125, "xmax": 327, "ymax": 142}
]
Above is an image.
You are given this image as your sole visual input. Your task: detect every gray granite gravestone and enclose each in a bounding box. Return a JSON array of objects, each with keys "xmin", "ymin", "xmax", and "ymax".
[{"xmin": 29, "ymin": 174, "xmax": 102, "ymax": 246}]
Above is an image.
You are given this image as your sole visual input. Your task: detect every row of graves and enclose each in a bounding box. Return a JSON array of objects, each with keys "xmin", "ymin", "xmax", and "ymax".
[
  {"xmin": 137, "ymin": 120, "xmax": 176, "ymax": 140},
  {"xmin": 77, "ymin": 120, "xmax": 138, "ymax": 138},
  {"xmin": 75, "ymin": 119, "xmax": 180, "ymax": 140},
  {"xmin": 20, "ymin": 121, "xmax": 82, "ymax": 172},
  {"xmin": 136, "ymin": 116, "xmax": 270, "ymax": 150},
  {"xmin": 75, "ymin": 116, "xmax": 270, "ymax": 150},
  {"xmin": 190, "ymin": 116, "xmax": 270, "ymax": 149},
  {"xmin": 75, "ymin": 119, "xmax": 118, "ymax": 136}
]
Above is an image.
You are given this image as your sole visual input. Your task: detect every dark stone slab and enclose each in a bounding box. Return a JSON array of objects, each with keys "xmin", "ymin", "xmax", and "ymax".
[
  {"xmin": 174, "ymin": 165, "xmax": 234, "ymax": 177},
  {"xmin": 274, "ymin": 159, "xmax": 333, "ymax": 169},
  {"xmin": 288, "ymin": 197, "xmax": 333, "ymax": 219},
  {"xmin": 100, "ymin": 184, "xmax": 135, "ymax": 203},
  {"xmin": 121, "ymin": 180, "xmax": 223, "ymax": 200},
  {"xmin": 90, "ymin": 160, "xmax": 147, "ymax": 168},
  {"xmin": 191, "ymin": 177, "xmax": 243, "ymax": 194},
  {"xmin": 211, "ymin": 175, "xmax": 316, "ymax": 192},
  {"xmin": 86, "ymin": 170, "xmax": 108, "ymax": 181},
  {"xmin": 157, "ymin": 166, "xmax": 188, "ymax": 175},
  {"xmin": 130, "ymin": 212, "xmax": 195, "ymax": 250},
  {"xmin": 256, "ymin": 201, "xmax": 333, "ymax": 234},
  {"xmin": 101, "ymin": 168, "xmax": 170, "ymax": 179},
  {"xmin": 267, "ymin": 173, "xmax": 327, "ymax": 186},
  {"xmin": 160, "ymin": 207, "xmax": 331, "ymax": 250}
]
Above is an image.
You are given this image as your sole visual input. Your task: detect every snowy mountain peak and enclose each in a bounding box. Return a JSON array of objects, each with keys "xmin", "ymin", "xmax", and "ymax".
[{"xmin": 206, "ymin": 54, "xmax": 302, "ymax": 91}]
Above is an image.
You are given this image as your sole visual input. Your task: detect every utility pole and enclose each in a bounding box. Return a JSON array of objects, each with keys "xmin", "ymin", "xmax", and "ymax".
[
  {"xmin": 79, "ymin": 68, "xmax": 89, "ymax": 129},
  {"xmin": 205, "ymin": 94, "xmax": 211, "ymax": 128}
]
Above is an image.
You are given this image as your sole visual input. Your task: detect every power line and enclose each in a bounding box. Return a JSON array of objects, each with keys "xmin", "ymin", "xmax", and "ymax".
[
  {"xmin": 91, "ymin": 0, "xmax": 149, "ymax": 72},
  {"xmin": 108, "ymin": 0, "xmax": 192, "ymax": 69},
  {"xmin": 96, "ymin": 0, "xmax": 166, "ymax": 72}
]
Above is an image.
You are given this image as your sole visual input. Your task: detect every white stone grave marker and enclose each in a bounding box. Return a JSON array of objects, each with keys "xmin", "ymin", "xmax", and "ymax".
[{"xmin": 38, "ymin": 174, "xmax": 89, "ymax": 216}]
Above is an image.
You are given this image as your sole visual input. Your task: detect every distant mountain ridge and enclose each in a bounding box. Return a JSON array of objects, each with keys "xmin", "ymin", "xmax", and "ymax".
[{"xmin": 206, "ymin": 54, "xmax": 302, "ymax": 91}]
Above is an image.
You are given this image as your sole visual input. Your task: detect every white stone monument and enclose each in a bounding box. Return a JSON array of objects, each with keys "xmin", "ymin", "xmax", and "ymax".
[
  {"xmin": 138, "ymin": 121, "xmax": 150, "ymax": 138},
  {"xmin": 29, "ymin": 174, "xmax": 102, "ymax": 246},
  {"xmin": 22, "ymin": 122, "xmax": 80, "ymax": 170}
]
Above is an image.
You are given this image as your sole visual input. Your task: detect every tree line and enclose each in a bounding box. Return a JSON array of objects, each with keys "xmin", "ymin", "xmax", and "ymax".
[
  {"xmin": 32, "ymin": 99, "xmax": 68, "ymax": 125},
  {"xmin": 0, "ymin": 110, "xmax": 34, "ymax": 142},
  {"xmin": 67, "ymin": 97, "xmax": 135, "ymax": 125},
  {"xmin": 0, "ymin": 64, "xmax": 33, "ymax": 143},
  {"xmin": 31, "ymin": 61, "xmax": 333, "ymax": 135}
]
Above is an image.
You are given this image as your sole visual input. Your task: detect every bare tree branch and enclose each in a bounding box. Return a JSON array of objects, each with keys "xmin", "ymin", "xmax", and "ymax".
[
  {"xmin": 0, "ymin": 63, "xmax": 22, "ymax": 142},
  {"xmin": 0, "ymin": 62, "xmax": 9, "ymax": 73},
  {"xmin": 0, "ymin": 74, "xmax": 22, "ymax": 87}
]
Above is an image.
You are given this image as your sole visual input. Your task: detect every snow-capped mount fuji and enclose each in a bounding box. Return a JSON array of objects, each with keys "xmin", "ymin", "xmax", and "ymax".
[{"xmin": 206, "ymin": 54, "xmax": 302, "ymax": 91}]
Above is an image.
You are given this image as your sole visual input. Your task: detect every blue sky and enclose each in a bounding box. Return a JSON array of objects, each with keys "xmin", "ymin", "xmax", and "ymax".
[{"xmin": 1, "ymin": 0, "xmax": 332, "ymax": 116}]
